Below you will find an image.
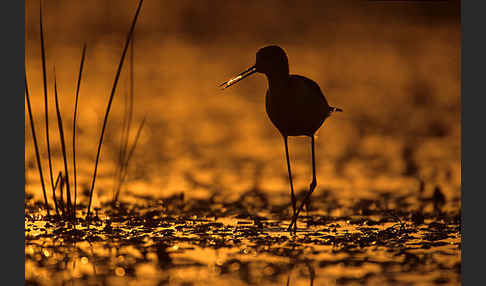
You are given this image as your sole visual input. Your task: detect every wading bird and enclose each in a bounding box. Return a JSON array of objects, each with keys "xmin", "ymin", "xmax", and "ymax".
[{"xmin": 219, "ymin": 45, "xmax": 342, "ymax": 232}]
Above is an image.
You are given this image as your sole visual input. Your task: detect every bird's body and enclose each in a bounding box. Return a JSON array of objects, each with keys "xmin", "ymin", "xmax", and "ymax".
[
  {"xmin": 265, "ymin": 75, "xmax": 330, "ymax": 137},
  {"xmin": 220, "ymin": 45, "xmax": 341, "ymax": 232}
]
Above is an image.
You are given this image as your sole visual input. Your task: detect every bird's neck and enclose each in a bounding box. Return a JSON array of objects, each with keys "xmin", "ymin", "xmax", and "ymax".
[{"xmin": 266, "ymin": 72, "xmax": 289, "ymax": 91}]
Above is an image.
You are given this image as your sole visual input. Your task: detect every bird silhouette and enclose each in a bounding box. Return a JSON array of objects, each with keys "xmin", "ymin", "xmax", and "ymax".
[{"xmin": 220, "ymin": 45, "xmax": 342, "ymax": 232}]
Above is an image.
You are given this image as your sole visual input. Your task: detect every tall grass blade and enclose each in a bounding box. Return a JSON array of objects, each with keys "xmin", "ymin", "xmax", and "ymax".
[
  {"xmin": 52, "ymin": 171, "xmax": 63, "ymax": 216},
  {"xmin": 40, "ymin": 1, "xmax": 56, "ymax": 205},
  {"xmin": 59, "ymin": 173, "xmax": 65, "ymax": 216},
  {"xmin": 86, "ymin": 0, "xmax": 144, "ymax": 220},
  {"xmin": 124, "ymin": 33, "xmax": 136, "ymax": 173},
  {"xmin": 54, "ymin": 72, "xmax": 73, "ymax": 218},
  {"xmin": 72, "ymin": 44, "xmax": 87, "ymax": 221},
  {"xmin": 123, "ymin": 33, "xmax": 136, "ymax": 172},
  {"xmin": 114, "ymin": 117, "xmax": 146, "ymax": 202},
  {"xmin": 113, "ymin": 84, "xmax": 129, "ymax": 198},
  {"xmin": 128, "ymin": 34, "xmax": 135, "ymax": 150},
  {"xmin": 25, "ymin": 73, "xmax": 50, "ymax": 216},
  {"xmin": 114, "ymin": 32, "xmax": 135, "ymax": 201}
]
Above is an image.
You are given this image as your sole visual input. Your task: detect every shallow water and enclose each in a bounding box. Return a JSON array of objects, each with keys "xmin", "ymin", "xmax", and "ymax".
[
  {"xmin": 26, "ymin": 187, "xmax": 460, "ymax": 286},
  {"xmin": 25, "ymin": 1, "xmax": 460, "ymax": 285}
]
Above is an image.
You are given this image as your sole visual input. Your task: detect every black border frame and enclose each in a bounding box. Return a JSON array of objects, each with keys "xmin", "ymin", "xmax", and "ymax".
[
  {"xmin": 461, "ymin": 1, "xmax": 482, "ymax": 285},
  {"xmin": 15, "ymin": 0, "xmax": 476, "ymax": 284},
  {"xmin": 2, "ymin": 0, "xmax": 24, "ymax": 283}
]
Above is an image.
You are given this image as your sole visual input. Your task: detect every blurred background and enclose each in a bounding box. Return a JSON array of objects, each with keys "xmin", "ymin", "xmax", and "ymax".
[{"xmin": 25, "ymin": 0, "xmax": 460, "ymax": 208}]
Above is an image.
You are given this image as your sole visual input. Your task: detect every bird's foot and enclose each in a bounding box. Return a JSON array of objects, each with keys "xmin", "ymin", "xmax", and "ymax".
[{"xmin": 309, "ymin": 180, "xmax": 316, "ymax": 192}]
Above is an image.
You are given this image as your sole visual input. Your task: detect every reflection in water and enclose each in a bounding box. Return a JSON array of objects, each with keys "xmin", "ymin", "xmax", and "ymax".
[{"xmin": 286, "ymin": 260, "xmax": 316, "ymax": 286}]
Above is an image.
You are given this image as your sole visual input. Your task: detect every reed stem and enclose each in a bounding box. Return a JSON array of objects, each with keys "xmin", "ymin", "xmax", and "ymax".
[
  {"xmin": 114, "ymin": 117, "xmax": 146, "ymax": 202},
  {"xmin": 39, "ymin": 1, "xmax": 56, "ymax": 209},
  {"xmin": 25, "ymin": 73, "xmax": 50, "ymax": 216},
  {"xmin": 72, "ymin": 44, "xmax": 87, "ymax": 221},
  {"xmin": 54, "ymin": 73, "xmax": 73, "ymax": 218},
  {"xmin": 86, "ymin": 0, "xmax": 144, "ymax": 220}
]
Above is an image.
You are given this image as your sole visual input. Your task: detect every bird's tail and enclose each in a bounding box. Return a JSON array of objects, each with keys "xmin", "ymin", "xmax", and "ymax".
[{"xmin": 329, "ymin": 106, "xmax": 343, "ymax": 113}]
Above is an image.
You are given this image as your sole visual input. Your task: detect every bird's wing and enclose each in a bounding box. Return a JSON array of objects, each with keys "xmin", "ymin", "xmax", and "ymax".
[{"xmin": 290, "ymin": 75, "xmax": 329, "ymax": 107}]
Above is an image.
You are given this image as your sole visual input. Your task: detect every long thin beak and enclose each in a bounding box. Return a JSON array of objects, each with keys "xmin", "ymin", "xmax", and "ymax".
[{"xmin": 219, "ymin": 65, "xmax": 257, "ymax": 90}]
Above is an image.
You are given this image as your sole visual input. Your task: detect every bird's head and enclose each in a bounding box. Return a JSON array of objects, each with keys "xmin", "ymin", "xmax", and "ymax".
[
  {"xmin": 255, "ymin": 45, "xmax": 289, "ymax": 76},
  {"xmin": 219, "ymin": 45, "xmax": 289, "ymax": 89}
]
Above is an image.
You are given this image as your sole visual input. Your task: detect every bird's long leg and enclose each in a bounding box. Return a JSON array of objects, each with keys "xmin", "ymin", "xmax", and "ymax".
[
  {"xmin": 288, "ymin": 135, "xmax": 317, "ymax": 231},
  {"xmin": 283, "ymin": 136, "xmax": 297, "ymax": 225}
]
